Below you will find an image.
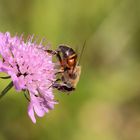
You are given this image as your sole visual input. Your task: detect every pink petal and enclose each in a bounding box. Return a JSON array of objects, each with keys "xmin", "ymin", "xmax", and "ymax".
[
  {"xmin": 28, "ymin": 103, "xmax": 36, "ymax": 123},
  {"xmin": 34, "ymin": 104, "xmax": 45, "ymax": 117}
]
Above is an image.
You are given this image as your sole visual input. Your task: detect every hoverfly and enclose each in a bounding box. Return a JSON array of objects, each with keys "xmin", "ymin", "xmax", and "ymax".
[{"xmin": 46, "ymin": 43, "xmax": 85, "ymax": 93}]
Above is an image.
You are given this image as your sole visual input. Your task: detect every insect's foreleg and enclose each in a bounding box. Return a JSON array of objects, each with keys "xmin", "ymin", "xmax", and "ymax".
[{"xmin": 45, "ymin": 49, "xmax": 63, "ymax": 66}]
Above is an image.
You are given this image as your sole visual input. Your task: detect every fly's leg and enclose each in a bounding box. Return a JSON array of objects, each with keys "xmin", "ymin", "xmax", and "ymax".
[
  {"xmin": 55, "ymin": 69, "xmax": 64, "ymax": 75},
  {"xmin": 47, "ymin": 78, "xmax": 61, "ymax": 89},
  {"xmin": 45, "ymin": 49, "xmax": 63, "ymax": 66},
  {"xmin": 52, "ymin": 82, "xmax": 75, "ymax": 92}
]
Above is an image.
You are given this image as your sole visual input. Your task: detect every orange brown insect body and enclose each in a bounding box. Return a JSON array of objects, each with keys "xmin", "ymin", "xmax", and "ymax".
[{"xmin": 46, "ymin": 45, "xmax": 81, "ymax": 92}]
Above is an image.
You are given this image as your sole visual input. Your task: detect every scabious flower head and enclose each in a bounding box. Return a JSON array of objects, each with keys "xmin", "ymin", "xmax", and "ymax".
[{"xmin": 0, "ymin": 32, "xmax": 57, "ymax": 123}]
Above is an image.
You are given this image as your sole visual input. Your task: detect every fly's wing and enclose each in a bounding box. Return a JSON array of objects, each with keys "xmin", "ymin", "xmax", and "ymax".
[{"xmin": 70, "ymin": 66, "xmax": 81, "ymax": 88}]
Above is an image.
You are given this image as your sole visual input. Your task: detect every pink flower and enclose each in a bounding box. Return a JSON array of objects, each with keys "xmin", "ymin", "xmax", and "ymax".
[{"xmin": 0, "ymin": 32, "xmax": 57, "ymax": 123}]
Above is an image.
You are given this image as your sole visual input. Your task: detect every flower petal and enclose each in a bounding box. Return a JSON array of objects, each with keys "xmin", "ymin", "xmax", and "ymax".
[
  {"xmin": 0, "ymin": 32, "xmax": 57, "ymax": 123},
  {"xmin": 28, "ymin": 102, "xmax": 36, "ymax": 123}
]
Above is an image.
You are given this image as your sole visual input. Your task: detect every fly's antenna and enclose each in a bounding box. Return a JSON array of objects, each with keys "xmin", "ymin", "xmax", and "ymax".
[{"xmin": 78, "ymin": 40, "xmax": 86, "ymax": 65}]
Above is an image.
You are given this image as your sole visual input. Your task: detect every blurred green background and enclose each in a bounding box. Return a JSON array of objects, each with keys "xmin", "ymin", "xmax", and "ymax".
[{"xmin": 0, "ymin": 0, "xmax": 140, "ymax": 140}]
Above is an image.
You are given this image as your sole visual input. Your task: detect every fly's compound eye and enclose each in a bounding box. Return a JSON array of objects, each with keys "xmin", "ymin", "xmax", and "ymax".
[{"xmin": 67, "ymin": 58, "xmax": 75, "ymax": 67}]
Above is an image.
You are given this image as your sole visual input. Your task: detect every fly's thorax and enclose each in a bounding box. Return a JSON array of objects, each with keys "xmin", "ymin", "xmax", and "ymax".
[{"xmin": 58, "ymin": 45, "xmax": 75, "ymax": 58}]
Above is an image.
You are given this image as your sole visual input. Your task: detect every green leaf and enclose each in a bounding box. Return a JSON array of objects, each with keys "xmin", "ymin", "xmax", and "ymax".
[
  {"xmin": 0, "ymin": 76, "xmax": 11, "ymax": 79},
  {"xmin": 23, "ymin": 90, "xmax": 30, "ymax": 102},
  {"xmin": 0, "ymin": 81, "xmax": 13, "ymax": 99}
]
